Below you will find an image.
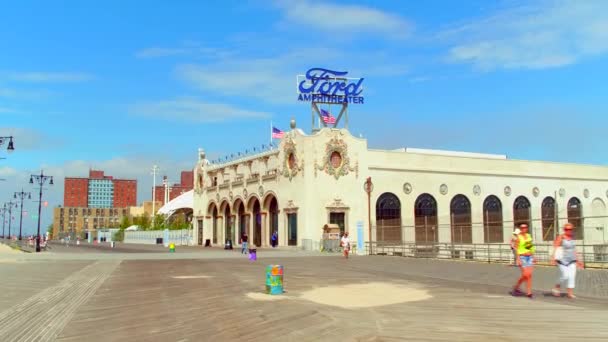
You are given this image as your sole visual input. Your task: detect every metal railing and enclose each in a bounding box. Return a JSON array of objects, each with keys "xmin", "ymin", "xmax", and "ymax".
[
  {"xmin": 371, "ymin": 216, "xmax": 608, "ymax": 245},
  {"xmin": 365, "ymin": 241, "xmax": 608, "ymax": 269}
]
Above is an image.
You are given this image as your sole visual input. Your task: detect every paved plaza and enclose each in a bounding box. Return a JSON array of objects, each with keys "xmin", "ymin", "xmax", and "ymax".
[{"xmin": 1, "ymin": 242, "xmax": 607, "ymax": 341}]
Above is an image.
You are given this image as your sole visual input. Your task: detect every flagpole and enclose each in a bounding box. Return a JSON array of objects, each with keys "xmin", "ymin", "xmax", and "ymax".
[{"xmin": 270, "ymin": 120, "xmax": 273, "ymax": 149}]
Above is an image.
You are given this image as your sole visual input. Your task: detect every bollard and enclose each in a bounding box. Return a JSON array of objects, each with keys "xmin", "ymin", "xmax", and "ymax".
[
  {"xmin": 169, "ymin": 243, "xmax": 175, "ymax": 253},
  {"xmin": 265, "ymin": 265, "xmax": 283, "ymax": 295}
]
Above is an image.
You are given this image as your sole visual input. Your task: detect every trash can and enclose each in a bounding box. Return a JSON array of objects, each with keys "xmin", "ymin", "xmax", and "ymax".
[
  {"xmin": 224, "ymin": 239, "xmax": 233, "ymax": 250},
  {"xmin": 265, "ymin": 265, "xmax": 283, "ymax": 295},
  {"xmin": 169, "ymin": 243, "xmax": 175, "ymax": 253},
  {"xmin": 249, "ymin": 249, "xmax": 257, "ymax": 261},
  {"xmin": 204, "ymin": 239, "xmax": 211, "ymax": 247}
]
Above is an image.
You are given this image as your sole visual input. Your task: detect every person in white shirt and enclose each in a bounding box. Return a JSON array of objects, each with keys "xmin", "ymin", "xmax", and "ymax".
[{"xmin": 341, "ymin": 232, "xmax": 351, "ymax": 259}]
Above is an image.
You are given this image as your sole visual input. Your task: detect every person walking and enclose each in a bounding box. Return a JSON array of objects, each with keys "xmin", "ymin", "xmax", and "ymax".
[
  {"xmin": 241, "ymin": 231, "xmax": 249, "ymax": 254},
  {"xmin": 510, "ymin": 228, "xmax": 520, "ymax": 266},
  {"xmin": 341, "ymin": 232, "xmax": 351, "ymax": 259},
  {"xmin": 551, "ymin": 223, "xmax": 584, "ymax": 299},
  {"xmin": 511, "ymin": 223, "xmax": 536, "ymax": 298},
  {"xmin": 271, "ymin": 231, "xmax": 278, "ymax": 248}
]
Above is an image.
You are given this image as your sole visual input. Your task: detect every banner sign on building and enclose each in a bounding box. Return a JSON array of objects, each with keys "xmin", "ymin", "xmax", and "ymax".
[{"xmin": 297, "ymin": 68, "xmax": 364, "ymax": 104}]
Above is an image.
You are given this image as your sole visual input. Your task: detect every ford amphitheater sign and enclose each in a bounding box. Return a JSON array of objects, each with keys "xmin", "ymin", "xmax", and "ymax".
[{"xmin": 297, "ymin": 68, "xmax": 365, "ymax": 104}]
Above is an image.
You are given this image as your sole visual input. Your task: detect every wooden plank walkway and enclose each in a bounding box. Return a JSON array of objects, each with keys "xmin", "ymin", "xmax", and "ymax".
[{"xmin": 55, "ymin": 257, "xmax": 608, "ymax": 342}]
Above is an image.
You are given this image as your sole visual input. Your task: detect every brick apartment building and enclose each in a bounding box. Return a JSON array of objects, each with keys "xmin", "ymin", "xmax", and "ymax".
[
  {"xmin": 153, "ymin": 171, "xmax": 193, "ymax": 205},
  {"xmin": 64, "ymin": 170, "xmax": 137, "ymax": 208}
]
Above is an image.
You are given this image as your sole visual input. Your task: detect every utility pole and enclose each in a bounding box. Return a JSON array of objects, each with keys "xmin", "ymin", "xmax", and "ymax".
[
  {"xmin": 14, "ymin": 189, "xmax": 31, "ymax": 240},
  {"xmin": 151, "ymin": 165, "xmax": 159, "ymax": 224},
  {"xmin": 1, "ymin": 205, "xmax": 7, "ymax": 238},
  {"xmin": 6, "ymin": 201, "xmax": 17, "ymax": 239}
]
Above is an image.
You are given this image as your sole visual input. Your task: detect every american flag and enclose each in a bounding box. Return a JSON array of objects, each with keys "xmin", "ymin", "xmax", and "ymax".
[
  {"xmin": 272, "ymin": 126, "xmax": 284, "ymax": 139},
  {"xmin": 321, "ymin": 109, "xmax": 336, "ymax": 124}
]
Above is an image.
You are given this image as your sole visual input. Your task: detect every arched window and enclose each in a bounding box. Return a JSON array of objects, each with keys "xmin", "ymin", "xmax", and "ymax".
[
  {"xmin": 375, "ymin": 192, "xmax": 402, "ymax": 242},
  {"xmin": 541, "ymin": 197, "xmax": 556, "ymax": 241},
  {"xmin": 513, "ymin": 196, "xmax": 531, "ymax": 229},
  {"xmin": 414, "ymin": 194, "xmax": 437, "ymax": 243},
  {"xmin": 483, "ymin": 195, "xmax": 503, "ymax": 243},
  {"xmin": 567, "ymin": 197, "xmax": 583, "ymax": 240},
  {"xmin": 451, "ymin": 194, "xmax": 472, "ymax": 243}
]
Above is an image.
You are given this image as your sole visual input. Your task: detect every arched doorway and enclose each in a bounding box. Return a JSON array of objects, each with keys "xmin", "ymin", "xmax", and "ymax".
[
  {"xmin": 483, "ymin": 195, "xmax": 503, "ymax": 243},
  {"xmin": 375, "ymin": 192, "xmax": 401, "ymax": 242},
  {"xmin": 451, "ymin": 194, "xmax": 472, "ymax": 243},
  {"xmin": 237, "ymin": 201, "xmax": 247, "ymax": 242},
  {"xmin": 223, "ymin": 203, "xmax": 233, "ymax": 244},
  {"xmin": 249, "ymin": 198, "xmax": 262, "ymax": 247},
  {"xmin": 212, "ymin": 206, "xmax": 218, "ymax": 244},
  {"xmin": 513, "ymin": 196, "xmax": 531, "ymax": 229},
  {"xmin": 541, "ymin": 197, "xmax": 556, "ymax": 241},
  {"xmin": 267, "ymin": 196, "xmax": 279, "ymax": 246},
  {"xmin": 567, "ymin": 197, "xmax": 583, "ymax": 240},
  {"xmin": 414, "ymin": 194, "xmax": 437, "ymax": 243}
]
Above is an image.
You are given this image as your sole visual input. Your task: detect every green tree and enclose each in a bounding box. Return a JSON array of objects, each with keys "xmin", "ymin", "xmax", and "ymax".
[
  {"xmin": 113, "ymin": 229, "xmax": 125, "ymax": 242},
  {"xmin": 120, "ymin": 216, "xmax": 131, "ymax": 230},
  {"xmin": 168, "ymin": 215, "xmax": 191, "ymax": 230},
  {"xmin": 152, "ymin": 214, "xmax": 165, "ymax": 230},
  {"xmin": 46, "ymin": 224, "xmax": 54, "ymax": 238}
]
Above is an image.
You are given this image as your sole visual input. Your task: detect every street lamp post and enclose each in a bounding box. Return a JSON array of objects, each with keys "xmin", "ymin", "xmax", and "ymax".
[
  {"xmin": 364, "ymin": 177, "xmax": 373, "ymax": 255},
  {"xmin": 14, "ymin": 189, "xmax": 31, "ymax": 240},
  {"xmin": 1, "ymin": 206, "xmax": 7, "ymax": 239},
  {"xmin": 6, "ymin": 201, "xmax": 18, "ymax": 240},
  {"xmin": 151, "ymin": 165, "xmax": 159, "ymax": 227},
  {"xmin": 30, "ymin": 170, "xmax": 53, "ymax": 252},
  {"xmin": 0, "ymin": 136, "xmax": 15, "ymax": 153}
]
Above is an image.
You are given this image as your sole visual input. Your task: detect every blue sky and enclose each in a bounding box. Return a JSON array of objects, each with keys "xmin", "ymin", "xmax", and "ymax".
[{"xmin": 1, "ymin": 0, "xmax": 608, "ymax": 234}]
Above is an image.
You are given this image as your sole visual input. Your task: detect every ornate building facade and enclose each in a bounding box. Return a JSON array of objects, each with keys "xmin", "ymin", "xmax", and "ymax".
[{"xmin": 191, "ymin": 122, "xmax": 608, "ymax": 250}]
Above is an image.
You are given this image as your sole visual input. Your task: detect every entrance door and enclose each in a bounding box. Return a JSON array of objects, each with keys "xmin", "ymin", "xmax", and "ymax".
[
  {"xmin": 287, "ymin": 213, "xmax": 297, "ymax": 246},
  {"xmin": 197, "ymin": 219, "xmax": 203, "ymax": 245},
  {"xmin": 253, "ymin": 201, "xmax": 261, "ymax": 247},
  {"xmin": 330, "ymin": 212, "xmax": 345, "ymax": 234}
]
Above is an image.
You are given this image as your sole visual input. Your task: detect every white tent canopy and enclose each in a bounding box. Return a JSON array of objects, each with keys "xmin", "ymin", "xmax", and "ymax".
[{"xmin": 157, "ymin": 189, "xmax": 194, "ymax": 217}]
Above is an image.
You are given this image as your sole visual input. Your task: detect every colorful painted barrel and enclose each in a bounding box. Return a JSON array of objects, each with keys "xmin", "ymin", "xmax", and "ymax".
[
  {"xmin": 265, "ymin": 265, "xmax": 284, "ymax": 295},
  {"xmin": 169, "ymin": 243, "xmax": 175, "ymax": 253}
]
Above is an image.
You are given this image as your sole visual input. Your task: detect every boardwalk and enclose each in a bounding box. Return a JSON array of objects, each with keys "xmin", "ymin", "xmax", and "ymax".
[{"xmin": 1, "ymin": 244, "xmax": 607, "ymax": 341}]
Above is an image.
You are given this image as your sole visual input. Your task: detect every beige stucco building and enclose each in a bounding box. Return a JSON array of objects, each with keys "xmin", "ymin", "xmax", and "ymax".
[{"xmin": 191, "ymin": 122, "xmax": 608, "ymax": 251}]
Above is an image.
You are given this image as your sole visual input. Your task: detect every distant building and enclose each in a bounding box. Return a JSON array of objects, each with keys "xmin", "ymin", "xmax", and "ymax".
[
  {"xmin": 153, "ymin": 171, "xmax": 193, "ymax": 205},
  {"xmin": 53, "ymin": 206, "xmax": 130, "ymax": 239},
  {"xmin": 53, "ymin": 200, "xmax": 161, "ymax": 239},
  {"xmin": 64, "ymin": 170, "xmax": 137, "ymax": 208}
]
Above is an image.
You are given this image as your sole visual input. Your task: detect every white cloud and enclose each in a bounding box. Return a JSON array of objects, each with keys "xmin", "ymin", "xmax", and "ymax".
[
  {"xmin": 275, "ymin": 0, "xmax": 412, "ymax": 39},
  {"xmin": 8, "ymin": 72, "xmax": 93, "ymax": 83},
  {"xmin": 0, "ymin": 127, "xmax": 58, "ymax": 150},
  {"xmin": 408, "ymin": 76, "xmax": 431, "ymax": 83},
  {"xmin": 129, "ymin": 97, "xmax": 270, "ymax": 123},
  {"xmin": 175, "ymin": 47, "xmax": 405, "ymax": 103},
  {"xmin": 174, "ymin": 47, "xmax": 340, "ymax": 104},
  {"xmin": 444, "ymin": 0, "xmax": 608, "ymax": 70},
  {"xmin": 135, "ymin": 47, "xmax": 189, "ymax": 58},
  {"xmin": 135, "ymin": 44, "xmax": 234, "ymax": 59}
]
